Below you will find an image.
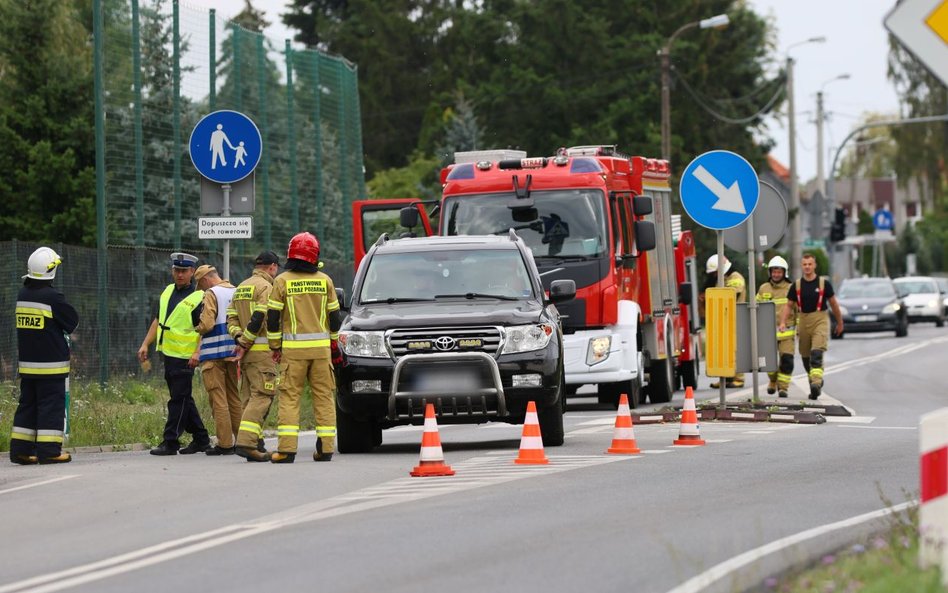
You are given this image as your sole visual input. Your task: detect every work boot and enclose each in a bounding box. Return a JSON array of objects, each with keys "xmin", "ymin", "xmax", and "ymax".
[
  {"xmin": 179, "ymin": 441, "xmax": 211, "ymax": 455},
  {"xmin": 236, "ymin": 446, "xmax": 271, "ymax": 462},
  {"xmin": 809, "ymin": 383, "xmax": 822, "ymax": 400},
  {"xmin": 313, "ymin": 438, "xmax": 333, "ymax": 462},
  {"xmin": 778, "ymin": 390, "xmax": 788, "ymax": 398},
  {"xmin": 767, "ymin": 381, "xmax": 777, "ymax": 395},
  {"xmin": 710, "ymin": 380, "xmax": 720, "ymax": 389},
  {"xmin": 726, "ymin": 379, "xmax": 744, "ymax": 388},
  {"xmin": 38, "ymin": 453, "xmax": 72, "ymax": 464},
  {"xmin": 205, "ymin": 445, "xmax": 236, "ymax": 456},
  {"xmin": 270, "ymin": 452, "xmax": 296, "ymax": 464},
  {"xmin": 256, "ymin": 438, "xmax": 267, "ymax": 453},
  {"xmin": 149, "ymin": 442, "xmax": 178, "ymax": 456},
  {"xmin": 11, "ymin": 454, "xmax": 39, "ymax": 465}
]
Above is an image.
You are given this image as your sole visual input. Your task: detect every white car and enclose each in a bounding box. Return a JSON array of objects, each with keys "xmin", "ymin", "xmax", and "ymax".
[
  {"xmin": 935, "ymin": 277, "xmax": 948, "ymax": 319},
  {"xmin": 893, "ymin": 276, "xmax": 946, "ymax": 327}
]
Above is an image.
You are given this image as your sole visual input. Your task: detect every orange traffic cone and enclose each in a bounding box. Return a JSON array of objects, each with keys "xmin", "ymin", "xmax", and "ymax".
[
  {"xmin": 606, "ymin": 393, "xmax": 641, "ymax": 454},
  {"xmin": 410, "ymin": 403, "xmax": 455, "ymax": 477},
  {"xmin": 514, "ymin": 401, "xmax": 549, "ymax": 465},
  {"xmin": 674, "ymin": 386, "xmax": 706, "ymax": 446}
]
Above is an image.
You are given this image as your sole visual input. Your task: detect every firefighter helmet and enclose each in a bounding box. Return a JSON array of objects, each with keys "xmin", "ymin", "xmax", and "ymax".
[
  {"xmin": 706, "ymin": 254, "xmax": 731, "ymax": 275},
  {"xmin": 22, "ymin": 247, "xmax": 62, "ymax": 280},
  {"xmin": 767, "ymin": 256, "xmax": 789, "ymax": 271},
  {"xmin": 287, "ymin": 232, "xmax": 320, "ymax": 264}
]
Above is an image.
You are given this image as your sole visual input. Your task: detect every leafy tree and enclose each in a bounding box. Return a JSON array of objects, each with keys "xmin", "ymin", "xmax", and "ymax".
[
  {"xmin": 836, "ymin": 113, "xmax": 898, "ymax": 179},
  {"xmin": 0, "ymin": 0, "xmax": 96, "ymax": 245}
]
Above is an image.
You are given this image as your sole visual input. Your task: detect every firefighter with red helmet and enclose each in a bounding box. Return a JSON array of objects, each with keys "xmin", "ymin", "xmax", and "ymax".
[
  {"xmin": 757, "ymin": 256, "xmax": 795, "ymax": 398},
  {"xmin": 11, "ymin": 247, "xmax": 79, "ymax": 465},
  {"xmin": 266, "ymin": 232, "xmax": 343, "ymax": 463}
]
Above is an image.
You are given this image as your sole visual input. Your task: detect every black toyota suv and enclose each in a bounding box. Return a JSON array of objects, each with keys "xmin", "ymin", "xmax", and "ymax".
[{"xmin": 335, "ymin": 231, "xmax": 576, "ymax": 452}]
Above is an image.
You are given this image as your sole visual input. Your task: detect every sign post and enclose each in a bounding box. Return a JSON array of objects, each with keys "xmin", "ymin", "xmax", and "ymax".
[
  {"xmin": 680, "ymin": 150, "xmax": 759, "ymax": 406},
  {"xmin": 189, "ymin": 110, "xmax": 262, "ymax": 279}
]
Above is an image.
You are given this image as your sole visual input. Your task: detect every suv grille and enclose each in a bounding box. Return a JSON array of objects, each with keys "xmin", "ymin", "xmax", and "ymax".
[{"xmin": 388, "ymin": 327, "xmax": 502, "ymax": 358}]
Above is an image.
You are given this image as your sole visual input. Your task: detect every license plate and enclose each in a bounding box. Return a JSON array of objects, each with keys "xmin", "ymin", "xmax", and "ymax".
[
  {"xmin": 413, "ymin": 368, "xmax": 481, "ymax": 392},
  {"xmin": 855, "ymin": 315, "xmax": 877, "ymax": 322}
]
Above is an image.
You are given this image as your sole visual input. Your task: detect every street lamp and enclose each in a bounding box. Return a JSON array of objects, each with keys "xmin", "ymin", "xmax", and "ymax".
[
  {"xmin": 785, "ymin": 36, "xmax": 826, "ymax": 280},
  {"xmin": 659, "ymin": 13, "xmax": 730, "ymax": 162}
]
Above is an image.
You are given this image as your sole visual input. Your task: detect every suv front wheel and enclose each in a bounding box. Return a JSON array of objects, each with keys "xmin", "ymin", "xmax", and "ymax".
[{"xmin": 536, "ymin": 380, "xmax": 565, "ymax": 446}]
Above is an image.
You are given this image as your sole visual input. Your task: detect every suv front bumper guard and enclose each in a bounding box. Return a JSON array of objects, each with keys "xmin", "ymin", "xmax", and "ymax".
[{"xmin": 388, "ymin": 351, "xmax": 507, "ymax": 421}]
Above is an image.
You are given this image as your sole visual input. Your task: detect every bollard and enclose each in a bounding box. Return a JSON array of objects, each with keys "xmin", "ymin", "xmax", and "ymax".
[{"xmin": 919, "ymin": 408, "xmax": 948, "ymax": 582}]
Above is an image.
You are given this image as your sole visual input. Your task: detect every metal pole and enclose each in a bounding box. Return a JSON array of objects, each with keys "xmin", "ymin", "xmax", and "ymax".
[
  {"xmin": 209, "ymin": 9, "xmax": 216, "ymax": 110},
  {"xmin": 746, "ymin": 219, "xmax": 759, "ymax": 403},
  {"xmin": 93, "ymin": 0, "xmax": 109, "ymax": 386},
  {"xmin": 717, "ymin": 231, "xmax": 726, "ymax": 407},
  {"xmin": 816, "ymin": 90, "xmax": 826, "ymax": 197},
  {"xmin": 285, "ymin": 40, "xmax": 299, "ymax": 231},
  {"xmin": 312, "ymin": 55, "xmax": 324, "ymax": 242},
  {"xmin": 132, "ymin": 0, "xmax": 146, "ymax": 378},
  {"xmin": 172, "ymin": 0, "xmax": 182, "ymax": 250},
  {"xmin": 256, "ymin": 36, "xmax": 271, "ymax": 249},
  {"xmin": 222, "ymin": 184, "xmax": 231, "ymax": 281},
  {"xmin": 787, "ymin": 56, "xmax": 802, "ymax": 281}
]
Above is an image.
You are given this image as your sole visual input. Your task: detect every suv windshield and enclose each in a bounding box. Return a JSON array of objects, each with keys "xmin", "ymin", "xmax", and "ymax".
[
  {"xmin": 838, "ymin": 280, "xmax": 896, "ymax": 299},
  {"xmin": 442, "ymin": 190, "xmax": 607, "ymax": 259},
  {"xmin": 359, "ymin": 249, "xmax": 534, "ymax": 302}
]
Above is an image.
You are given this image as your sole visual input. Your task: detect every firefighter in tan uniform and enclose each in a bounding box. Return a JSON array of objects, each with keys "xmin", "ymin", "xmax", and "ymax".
[
  {"xmin": 227, "ymin": 251, "xmax": 281, "ymax": 462},
  {"xmin": 779, "ymin": 253, "xmax": 844, "ymax": 400},
  {"xmin": 266, "ymin": 232, "xmax": 343, "ymax": 463},
  {"xmin": 756, "ymin": 256, "xmax": 795, "ymax": 398},
  {"xmin": 705, "ymin": 254, "xmax": 746, "ymax": 388},
  {"xmin": 193, "ymin": 265, "xmax": 241, "ymax": 455}
]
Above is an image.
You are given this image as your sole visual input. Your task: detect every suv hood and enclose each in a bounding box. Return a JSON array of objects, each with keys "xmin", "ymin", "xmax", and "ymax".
[{"xmin": 346, "ymin": 300, "xmax": 546, "ymax": 331}]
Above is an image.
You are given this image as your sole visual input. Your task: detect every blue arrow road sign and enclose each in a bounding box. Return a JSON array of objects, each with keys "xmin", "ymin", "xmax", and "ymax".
[
  {"xmin": 873, "ymin": 209, "xmax": 893, "ymax": 231},
  {"xmin": 189, "ymin": 110, "xmax": 262, "ymax": 184},
  {"xmin": 679, "ymin": 150, "xmax": 760, "ymax": 230}
]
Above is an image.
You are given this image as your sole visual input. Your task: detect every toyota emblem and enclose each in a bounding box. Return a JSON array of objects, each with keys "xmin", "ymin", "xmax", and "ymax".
[{"xmin": 434, "ymin": 336, "xmax": 456, "ymax": 351}]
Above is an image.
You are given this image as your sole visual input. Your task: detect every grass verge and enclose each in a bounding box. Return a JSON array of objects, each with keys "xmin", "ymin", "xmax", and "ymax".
[{"xmin": 0, "ymin": 374, "xmax": 317, "ymax": 451}]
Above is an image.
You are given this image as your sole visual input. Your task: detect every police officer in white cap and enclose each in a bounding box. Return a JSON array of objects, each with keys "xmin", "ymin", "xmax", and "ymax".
[
  {"xmin": 10, "ymin": 247, "xmax": 79, "ymax": 464},
  {"xmin": 137, "ymin": 252, "xmax": 211, "ymax": 455}
]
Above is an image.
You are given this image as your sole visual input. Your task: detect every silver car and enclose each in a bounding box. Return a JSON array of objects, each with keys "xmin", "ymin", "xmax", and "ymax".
[{"xmin": 893, "ymin": 276, "xmax": 946, "ymax": 327}]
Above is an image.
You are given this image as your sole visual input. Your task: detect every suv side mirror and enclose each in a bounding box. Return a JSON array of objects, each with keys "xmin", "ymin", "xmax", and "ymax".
[
  {"xmin": 548, "ymin": 279, "xmax": 576, "ymax": 303},
  {"xmin": 335, "ymin": 287, "xmax": 348, "ymax": 312}
]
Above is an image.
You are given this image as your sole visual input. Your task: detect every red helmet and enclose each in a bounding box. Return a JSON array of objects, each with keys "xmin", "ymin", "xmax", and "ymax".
[{"xmin": 287, "ymin": 232, "xmax": 320, "ymax": 264}]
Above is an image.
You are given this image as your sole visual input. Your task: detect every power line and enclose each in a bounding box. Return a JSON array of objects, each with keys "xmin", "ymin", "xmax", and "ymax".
[{"xmin": 673, "ymin": 69, "xmax": 786, "ymax": 125}]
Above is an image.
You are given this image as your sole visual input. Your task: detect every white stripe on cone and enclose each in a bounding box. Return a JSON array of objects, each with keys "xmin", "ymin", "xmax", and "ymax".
[
  {"xmin": 678, "ymin": 424, "xmax": 701, "ymax": 436},
  {"xmin": 519, "ymin": 436, "xmax": 544, "ymax": 450},
  {"xmin": 613, "ymin": 427, "xmax": 635, "ymax": 439},
  {"xmin": 524, "ymin": 411, "xmax": 539, "ymax": 425},
  {"xmin": 419, "ymin": 446, "xmax": 445, "ymax": 462}
]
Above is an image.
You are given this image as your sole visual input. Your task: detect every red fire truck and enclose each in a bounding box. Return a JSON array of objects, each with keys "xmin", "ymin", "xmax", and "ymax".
[{"xmin": 351, "ymin": 146, "xmax": 698, "ymax": 406}]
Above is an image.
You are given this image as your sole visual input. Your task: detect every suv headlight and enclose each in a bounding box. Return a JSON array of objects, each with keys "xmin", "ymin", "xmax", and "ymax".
[
  {"xmin": 339, "ymin": 331, "xmax": 387, "ymax": 358},
  {"xmin": 502, "ymin": 323, "xmax": 554, "ymax": 354},
  {"xmin": 882, "ymin": 303, "xmax": 900, "ymax": 314}
]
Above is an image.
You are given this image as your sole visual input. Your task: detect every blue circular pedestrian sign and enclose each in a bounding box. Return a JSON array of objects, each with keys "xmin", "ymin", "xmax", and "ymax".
[
  {"xmin": 188, "ymin": 110, "xmax": 262, "ymax": 184},
  {"xmin": 679, "ymin": 150, "xmax": 760, "ymax": 230}
]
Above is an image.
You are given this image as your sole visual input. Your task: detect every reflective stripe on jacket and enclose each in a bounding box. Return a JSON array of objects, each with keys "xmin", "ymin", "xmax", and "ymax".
[{"xmin": 199, "ymin": 285, "xmax": 237, "ymax": 361}]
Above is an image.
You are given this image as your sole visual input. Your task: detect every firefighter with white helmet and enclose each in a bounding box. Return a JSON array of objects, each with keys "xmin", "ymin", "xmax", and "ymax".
[
  {"xmin": 705, "ymin": 254, "xmax": 746, "ymax": 388},
  {"xmin": 11, "ymin": 247, "xmax": 79, "ymax": 465},
  {"xmin": 757, "ymin": 255, "xmax": 795, "ymax": 397},
  {"xmin": 266, "ymin": 232, "xmax": 343, "ymax": 463}
]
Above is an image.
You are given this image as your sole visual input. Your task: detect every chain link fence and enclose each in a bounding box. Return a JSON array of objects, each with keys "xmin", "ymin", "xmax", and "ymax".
[{"xmin": 1, "ymin": 0, "xmax": 363, "ymax": 382}]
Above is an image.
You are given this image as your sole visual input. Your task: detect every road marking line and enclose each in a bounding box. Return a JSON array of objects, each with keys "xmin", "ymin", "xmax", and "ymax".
[
  {"xmin": 825, "ymin": 416, "xmax": 876, "ymax": 424},
  {"xmin": 662, "ymin": 501, "xmax": 913, "ymax": 593},
  {"xmin": 0, "ymin": 455, "xmax": 626, "ymax": 593},
  {"xmin": 836, "ymin": 425, "xmax": 917, "ymax": 431},
  {"xmin": 577, "ymin": 417, "xmax": 618, "ymax": 426},
  {"xmin": 0, "ymin": 475, "xmax": 78, "ymax": 497}
]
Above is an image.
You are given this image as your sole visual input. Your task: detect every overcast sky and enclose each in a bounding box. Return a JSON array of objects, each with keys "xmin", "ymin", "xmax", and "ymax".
[{"xmin": 185, "ymin": 0, "xmax": 904, "ymax": 185}]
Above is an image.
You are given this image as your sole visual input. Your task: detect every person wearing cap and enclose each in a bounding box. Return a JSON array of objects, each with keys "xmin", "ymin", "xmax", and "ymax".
[
  {"xmin": 192, "ymin": 264, "xmax": 241, "ymax": 456},
  {"xmin": 266, "ymin": 232, "xmax": 343, "ymax": 463},
  {"xmin": 11, "ymin": 247, "xmax": 79, "ymax": 465},
  {"xmin": 227, "ymin": 251, "xmax": 281, "ymax": 461},
  {"xmin": 138, "ymin": 252, "xmax": 211, "ymax": 456}
]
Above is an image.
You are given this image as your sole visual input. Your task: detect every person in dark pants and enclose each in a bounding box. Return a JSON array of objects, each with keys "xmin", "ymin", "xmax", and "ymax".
[
  {"xmin": 137, "ymin": 252, "xmax": 211, "ymax": 455},
  {"xmin": 11, "ymin": 247, "xmax": 79, "ymax": 465}
]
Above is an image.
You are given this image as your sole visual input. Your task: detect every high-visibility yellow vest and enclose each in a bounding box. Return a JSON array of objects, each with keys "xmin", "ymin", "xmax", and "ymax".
[{"xmin": 157, "ymin": 284, "xmax": 204, "ymax": 359}]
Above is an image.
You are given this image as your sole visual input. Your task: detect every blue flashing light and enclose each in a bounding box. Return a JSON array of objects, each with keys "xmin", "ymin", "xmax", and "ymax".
[
  {"xmin": 569, "ymin": 157, "xmax": 603, "ymax": 174},
  {"xmin": 446, "ymin": 163, "xmax": 475, "ymax": 180}
]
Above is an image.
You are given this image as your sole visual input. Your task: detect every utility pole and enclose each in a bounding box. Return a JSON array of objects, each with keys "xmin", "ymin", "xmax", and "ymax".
[
  {"xmin": 816, "ymin": 90, "xmax": 825, "ymax": 197},
  {"xmin": 787, "ymin": 55, "xmax": 802, "ymax": 280}
]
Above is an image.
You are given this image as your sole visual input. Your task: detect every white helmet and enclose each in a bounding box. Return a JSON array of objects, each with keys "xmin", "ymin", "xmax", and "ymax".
[
  {"xmin": 767, "ymin": 256, "xmax": 789, "ymax": 271},
  {"xmin": 706, "ymin": 254, "xmax": 731, "ymax": 275},
  {"xmin": 23, "ymin": 247, "xmax": 62, "ymax": 280}
]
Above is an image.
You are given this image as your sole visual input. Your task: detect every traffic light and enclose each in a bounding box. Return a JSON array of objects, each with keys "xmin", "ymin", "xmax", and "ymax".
[{"xmin": 829, "ymin": 207, "xmax": 846, "ymax": 242}]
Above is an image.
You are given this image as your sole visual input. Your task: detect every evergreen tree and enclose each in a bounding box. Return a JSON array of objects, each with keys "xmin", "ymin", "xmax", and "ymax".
[{"xmin": 0, "ymin": 0, "xmax": 96, "ymax": 245}]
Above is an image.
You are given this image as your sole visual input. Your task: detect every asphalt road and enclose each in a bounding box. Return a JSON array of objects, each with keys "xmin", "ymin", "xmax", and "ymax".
[{"xmin": 2, "ymin": 324, "xmax": 946, "ymax": 593}]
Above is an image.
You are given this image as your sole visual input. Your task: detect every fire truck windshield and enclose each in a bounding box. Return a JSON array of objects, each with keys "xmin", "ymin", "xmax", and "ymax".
[{"xmin": 442, "ymin": 190, "xmax": 607, "ymax": 259}]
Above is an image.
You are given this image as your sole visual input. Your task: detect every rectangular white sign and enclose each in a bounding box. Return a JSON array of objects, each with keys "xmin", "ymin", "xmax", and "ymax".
[{"xmin": 198, "ymin": 216, "xmax": 253, "ymax": 239}]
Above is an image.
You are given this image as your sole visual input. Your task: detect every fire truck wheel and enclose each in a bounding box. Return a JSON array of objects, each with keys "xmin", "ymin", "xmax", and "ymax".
[
  {"xmin": 646, "ymin": 358, "xmax": 674, "ymax": 404},
  {"xmin": 335, "ymin": 404, "xmax": 379, "ymax": 453},
  {"xmin": 598, "ymin": 378, "xmax": 642, "ymax": 409}
]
